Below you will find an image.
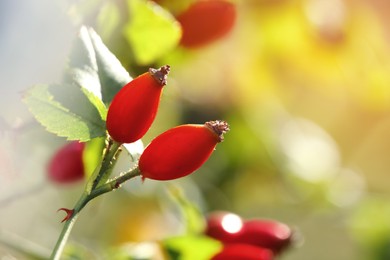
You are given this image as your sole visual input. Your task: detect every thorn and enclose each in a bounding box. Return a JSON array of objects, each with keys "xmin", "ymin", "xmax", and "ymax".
[{"xmin": 57, "ymin": 208, "xmax": 74, "ymax": 223}]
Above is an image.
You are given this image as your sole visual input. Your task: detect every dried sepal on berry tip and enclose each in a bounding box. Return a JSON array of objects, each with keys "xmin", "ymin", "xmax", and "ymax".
[
  {"xmin": 205, "ymin": 120, "xmax": 230, "ymax": 142},
  {"xmin": 149, "ymin": 65, "xmax": 170, "ymax": 86}
]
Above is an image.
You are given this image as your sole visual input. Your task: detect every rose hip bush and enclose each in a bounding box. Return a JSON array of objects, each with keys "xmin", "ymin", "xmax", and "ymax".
[
  {"xmin": 18, "ymin": 2, "xmax": 299, "ymax": 259},
  {"xmin": 22, "ymin": 26, "xmax": 230, "ymax": 259}
]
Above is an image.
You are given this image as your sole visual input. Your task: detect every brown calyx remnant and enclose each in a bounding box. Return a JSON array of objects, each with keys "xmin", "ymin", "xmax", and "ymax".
[
  {"xmin": 205, "ymin": 120, "xmax": 230, "ymax": 142},
  {"xmin": 149, "ymin": 65, "xmax": 171, "ymax": 86}
]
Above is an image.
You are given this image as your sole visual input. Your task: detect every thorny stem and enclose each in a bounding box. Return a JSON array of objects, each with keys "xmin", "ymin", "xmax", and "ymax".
[
  {"xmin": 49, "ymin": 194, "xmax": 85, "ymax": 260},
  {"xmin": 89, "ymin": 137, "xmax": 122, "ymax": 192},
  {"xmin": 49, "ymin": 139, "xmax": 140, "ymax": 260},
  {"xmin": 89, "ymin": 167, "xmax": 141, "ymax": 200}
]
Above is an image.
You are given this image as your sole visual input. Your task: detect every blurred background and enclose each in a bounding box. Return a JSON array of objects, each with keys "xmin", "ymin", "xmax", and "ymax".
[{"xmin": 1, "ymin": 0, "xmax": 390, "ymax": 259}]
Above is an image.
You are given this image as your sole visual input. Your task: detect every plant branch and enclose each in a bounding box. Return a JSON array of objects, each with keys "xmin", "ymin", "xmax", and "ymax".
[
  {"xmin": 89, "ymin": 167, "xmax": 141, "ymax": 200},
  {"xmin": 49, "ymin": 190, "xmax": 91, "ymax": 260},
  {"xmin": 87, "ymin": 136, "xmax": 122, "ymax": 193},
  {"xmin": 49, "ymin": 153, "xmax": 141, "ymax": 259}
]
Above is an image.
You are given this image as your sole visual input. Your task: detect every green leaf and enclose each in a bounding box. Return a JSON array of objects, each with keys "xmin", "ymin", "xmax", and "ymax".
[
  {"xmin": 81, "ymin": 87, "xmax": 108, "ymax": 121},
  {"xmin": 163, "ymin": 235, "xmax": 222, "ymax": 260},
  {"xmin": 23, "ymin": 84, "xmax": 106, "ymax": 141},
  {"xmin": 88, "ymin": 27, "xmax": 132, "ymax": 104},
  {"xmin": 64, "ymin": 26, "xmax": 132, "ymax": 105},
  {"xmin": 24, "ymin": 26, "xmax": 132, "ymax": 141},
  {"xmin": 123, "ymin": 0, "xmax": 182, "ymax": 65},
  {"xmin": 83, "ymin": 137, "xmax": 105, "ymax": 178}
]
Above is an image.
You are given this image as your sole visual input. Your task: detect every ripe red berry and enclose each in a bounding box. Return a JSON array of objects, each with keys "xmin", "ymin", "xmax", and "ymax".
[
  {"xmin": 176, "ymin": 0, "xmax": 236, "ymax": 48},
  {"xmin": 205, "ymin": 211, "xmax": 243, "ymax": 243},
  {"xmin": 47, "ymin": 141, "xmax": 85, "ymax": 184},
  {"xmin": 204, "ymin": 212, "xmax": 293, "ymax": 254},
  {"xmin": 138, "ymin": 120, "xmax": 229, "ymax": 180},
  {"xmin": 211, "ymin": 244, "xmax": 274, "ymax": 260},
  {"xmin": 237, "ymin": 220, "xmax": 293, "ymax": 254},
  {"xmin": 106, "ymin": 65, "xmax": 170, "ymax": 143}
]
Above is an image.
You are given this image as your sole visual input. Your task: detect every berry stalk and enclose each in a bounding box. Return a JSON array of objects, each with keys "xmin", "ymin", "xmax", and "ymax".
[
  {"xmin": 88, "ymin": 137, "xmax": 122, "ymax": 192},
  {"xmin": 49, "ymin": 166, "xmax": 142, "ymax": 260},
  {"xmin": 49, "ymin": 192, "xmax": 87, "ymax": 260},
  {"xmin": 50, "ymin": 137, "xmax": 125, "ymax": 260}
]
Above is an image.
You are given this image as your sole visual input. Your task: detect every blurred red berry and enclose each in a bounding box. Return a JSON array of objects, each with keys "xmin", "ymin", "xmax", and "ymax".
[
  {"xmin": 204, "ymin": 212, "xmax": 294, "ymax": 254},
  {"xmin": 106, "ymin": 65, "xmax": 170, "ymax": 143},
  {"xmin": 211, "ymin": 244, "xmax": 274, "ymax": 260},
  {"xmin": 205, "ymin": 211, "xmax": 243, "ymax": 243},
  {"xmin": 47, "ymin": 141, "xmax": 85, "ymax": 184},
  {"xmin": 237, "ymin": 219, "xmax": 293, "ymax": 254},
  {"xmin": 176, "ymin": 0, "xmax": 236, "ymax": 48},
  {"xmin": 139, "ymin": 120, "xmax": 229, "ymax": 180}
]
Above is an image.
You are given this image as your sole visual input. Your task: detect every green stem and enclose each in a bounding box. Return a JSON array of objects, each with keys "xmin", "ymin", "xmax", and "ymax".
[
  {"xmin": 90, "ymin": 167, "xmax": 141, "ymax": 200},
  {"xmin": 49, "ymin": 168, "xmax": 141, "ymax": 260},
  {"xmin": 49, "ymin": 193, "xmax": 89, "ymax": 260},
  {"xmin": 88, "ymin": 137, "xmax": 122, "ymax": 193},
  {"xmin": 50, "ymin": 137, "xmax": 124, "ymax": 260}
]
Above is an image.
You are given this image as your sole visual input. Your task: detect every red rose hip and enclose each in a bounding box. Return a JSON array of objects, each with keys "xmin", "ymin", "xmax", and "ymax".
[
  {"xmin": 139, "ymin": 120, "xmax": 229, "ymax": 180},
  {"xmin": 204, "ymin": 212, "xmax": 294, "ymax": 255},
  {"xmin": 211, "ymin": 244, "xmax": 274, "ymax": 260},
  {"xmin": 205, "ymin": 211, "xmax": 243, "ymax": 243},
  {"xmin": 47, "ymin": 141, "xmax": 85, "ymax": 184},
  {"xmin": 237, "ymin": 219, "xmax": 293, "ymax": 254},
  {"xmin": 177, "ymin": 0, "xmax": 236, "ymax": 48},
  {"xmin": 106, "ymin": 65, "xmax": 170, "ymax": 143}
]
